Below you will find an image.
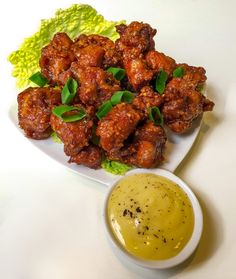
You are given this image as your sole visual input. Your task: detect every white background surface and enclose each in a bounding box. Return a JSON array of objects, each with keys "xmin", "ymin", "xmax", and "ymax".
[{"xmin": 0, "ymin": 0, "xmax": 236, "ymax": 278}]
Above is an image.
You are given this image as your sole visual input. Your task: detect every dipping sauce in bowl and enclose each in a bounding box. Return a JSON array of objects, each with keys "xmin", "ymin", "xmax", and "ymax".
[{"xmin": 104, "ymin": 169, "xmax": 203, "ymax": 269}]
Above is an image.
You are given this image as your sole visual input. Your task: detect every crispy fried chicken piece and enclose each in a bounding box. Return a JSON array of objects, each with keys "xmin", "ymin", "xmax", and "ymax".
[
  {"xmin": 18, "ymin": 87, "xmax": 61, "ymax": 139},
  {"xmin": 146, "ymin": 50, "xmax": 177, "ymax": 77},
  {"xmin": 108, "ymin": 122, "xmax": 167, "ymax": 168},
  {"xmin": 178, "ymin": 63, "xmax": 207, "ymax": 87},
  {"xmin": 96, "ymin": 103, "xmax": 141, "ymax": 152},
  {"xmin": 72, "ymin": 34, "xmax": 121, "ymax": 68},
  {"xmin": 115, "ymin": 22, "xmax": 157, "ymax": 90},
  {"xmin": 124, "ymin": 58, "xmax": 154, "ymax": 91},
  {"xmin": 73, "ymin": 45, "xmax": 105, "ymax": 68},
  {"xmin": 39, "ymin": 33, "xmax": 75, "ymax": 86},
  {"xmin": 50, "ymin": 106, "xmax": 93, "ymax": 156},
  {"xmin": 69, "ymin": 145, "xmax": 102, "ymax": 169},
  {"xmin": 162, "ymin": 78, "xmax": 214, "ymax": 133},
  {"xmin": 132, "ymin": 86, "xmax": 163, "ymax": 118},
  {"xmin": 115, "ymin": 22, "xmax": 156, "ymax": 60},
  {"xmin": 70, "ymin": 63, "xmax": 120, "ymax": 108}
]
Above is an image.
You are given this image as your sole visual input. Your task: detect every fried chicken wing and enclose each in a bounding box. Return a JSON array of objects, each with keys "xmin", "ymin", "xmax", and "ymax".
[
  {"xmin": 162, "ymin": 78, "xmax": 214, "ymax": 133},
  {"xmin": 178, "ymin": 63, "xmax": 207, "ymax": 86},
  {"xmin": 132, "ymin": 86, "xmax": 163, "ymax": 118},
  {"xmin": 50, "ymin": 106, "xmax": 93, "ymax": 156},
  {"xmin": 39, "ymin": 33, "xmax": 75, "ymax": 85},
  {"xmin": 124, "ymin": 58, "xmax": 154, "ymax": 91},
  {"xmin": 73, "ymin": 45, "xmax": 105, "ymax": 68},
  {"xmin": 115, "ymin": 22, "xmax": 156, "ymax": 59},
  {"xmin": 18, "ymin": 87, "xmax": 61, "ymax": 139},
  {"xmin": 146, "ymin": 50, "xmax": 177, "ymax": 77},
  {"xmin": 115, "ymin": 22, "xmax": 157, "ymax": 90},
  {"xmin": 70, "ymin": 63, "xmax": 120, "ymax": 108},
  {"xmin": 96, "ymin": 103, "xmax": 141, "ymax": 152},
  {"xmin": 69, "ymin": 144, "xmax": 102, "ymax": 169},
  {"xmin": 72, "ymin": 34, "xmax": 121, "ymax": 68},
  {"xmin": 108, "ymin": 122, "xmax": 167, "ymax": 168}
]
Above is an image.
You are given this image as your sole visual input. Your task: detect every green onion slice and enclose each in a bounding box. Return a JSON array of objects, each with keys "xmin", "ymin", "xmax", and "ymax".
[
  {"xmin": 52, "ymin": 105, "xmax": 86, "ymax": 123},
  {"xmin": 96, "ymin": 101, "xmax": 113, "ymax": 120},
  {"xmin": 111, "ymin": 90, "xmax": 134, "ymax": 105},
  {"xmin": 173, "ymin": 66, "xmax": 184, "ymax": 78},
  {"xmin": 29, "ymin": 71, "xmax": 48, "ymax": 87},
  {"xmin": 155, "ymin": 70, "xmax": 168, "ymax": 94},
  {"xmin": 62, "ymin": 78, "xmax": 78, "ymax": 105},
  {"xmin": 196, "ymin": 83, "xmax": 204, "ymax": 92},
  {"xmin": 91, "ymin": 125, "xmax": 100, "ymax": 145},
  {"xmin": 107, "ymin": 67, "xmax": 126, "ymax": 80},
  {"xmin": 148, "ymin": 107, "xmax": 164, "ymax": 126}
]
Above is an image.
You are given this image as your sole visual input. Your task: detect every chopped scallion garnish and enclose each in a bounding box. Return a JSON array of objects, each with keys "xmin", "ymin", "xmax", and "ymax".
[
  {"xmin": 29, "ymin": 71, "xmax": 48, "ymax": 87},
  {"xmin": 62, "ymin": 78, "xmax": 78, "ymax": 105},
  {"xmin": 148, "ymin": 107, "xmax": 164, "ymax": 126},
  {"xmin": 52, "ymin": 105, "xmax": 86, "ymax": 122},
  {"xmin": 111, "ymin": 90, "xmax": 134, "ymax": 105},
  {"xmin": 91, "ymin": 124, "xmax": 100, "ymax": 145},
  {"xmin": 107, "ymin": 67, "xmax": 126, "ymax": 80},
  {"xmin": 155, "ymin": 70, "xmax": 168, "ymax": 94},
  {"xmin": 173, "ymin": 66, "xmax": 184, "ymax": 78},
  {"xmin": 96, "ymin": 101, "xmax": 113, "ymax": 120}
]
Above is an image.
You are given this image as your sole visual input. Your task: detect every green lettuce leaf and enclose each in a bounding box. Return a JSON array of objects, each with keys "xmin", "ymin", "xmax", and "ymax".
[
  {"xmin": 51, "ymin": 132, "xmax": 62, "ymax": 144},
  {"xmin": 8, "ymin": 4, "xmax": 124, "ymax": 89},
  {"xmin": 101, "ymin": 159, "xmax": 133, "ymax": 175}
]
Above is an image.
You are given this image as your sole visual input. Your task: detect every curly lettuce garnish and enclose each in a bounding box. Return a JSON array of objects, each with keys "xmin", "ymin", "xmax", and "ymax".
[
  {"xmin": 51, "ymin": 132, "xmax": 62, "ymax": 144},
  {"xmin": 8, "ymin": 4, "xmax": 124, "ymax": 89},
  {"xmin": 101, "ymin": 159, "xmax": 133, "ymax": 175}
]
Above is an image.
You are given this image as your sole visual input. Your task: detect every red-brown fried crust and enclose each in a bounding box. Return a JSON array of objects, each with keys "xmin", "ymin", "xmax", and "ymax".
[{"xmin": 18, "ymin": 87, "xmax": 61, "ymax": 139}]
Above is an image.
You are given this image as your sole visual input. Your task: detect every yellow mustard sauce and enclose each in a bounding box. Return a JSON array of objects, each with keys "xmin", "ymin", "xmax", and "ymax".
[{"xmin": 107, "ymin": 173, "xmax": 194, "ymax": 260}]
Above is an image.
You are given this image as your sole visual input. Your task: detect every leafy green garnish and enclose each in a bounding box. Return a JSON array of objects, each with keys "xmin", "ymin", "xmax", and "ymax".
[
  {"xmin": 8, "ymin": 4, "xmax": 124, "ymax": 89},
  {"xmin": 62, "ymin": 78, "xmax": 78, "ymax": 105},
  {"xmin": 101, "ymin": 159, "xmax": 133, "ymax": 175},
  {"xmin": 110, "ymin": 90, "xmax": 134, "ymax": 105},
  {"xmin": 51, "ymin": 131, "xmax": 62, "ymax": 144},
  {"xmin": 52, "ymin": 105, "xmax": 86, "ymax": 122},
  {"xmin": 96, "ymin": 101, "xmax": 113, "ymax": 120},
  {"xmin": 29, "ymin": 71, "xmax": 48, "ymax": 87},
  {"xmin": 196, "ymin": 84, "xmax": 204, "ymax": 92},
  {"xmin": 155, "ymin": 69, "xmax": 168, "ymax": 94},
  {"xmin": 148, "ymin": 107, "xmax": 164, "ymax": 126},
  {"xmin": 107, "ymin": 67, "xmax": 126, "ymax": 80},
  {"xmin": 173, "ymin": 66, "xmax": 184, "ymax": 78}
]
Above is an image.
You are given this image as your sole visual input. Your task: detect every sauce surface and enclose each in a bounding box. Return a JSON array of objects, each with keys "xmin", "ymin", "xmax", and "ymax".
[{"xmin": 107, "ymin": 173, "xmax": 194, "ymax": 260}]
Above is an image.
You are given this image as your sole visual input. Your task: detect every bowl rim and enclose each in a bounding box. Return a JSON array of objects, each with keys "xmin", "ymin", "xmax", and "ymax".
[{"xmin": 103, "ymin": 168, "xmax": 203, "ymax": 269}]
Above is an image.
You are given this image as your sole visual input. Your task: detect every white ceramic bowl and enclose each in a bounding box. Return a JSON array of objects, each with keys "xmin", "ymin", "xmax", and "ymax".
[{"xmin": 103, "ymin": 168, "xmax": 203, "ymax": 269}]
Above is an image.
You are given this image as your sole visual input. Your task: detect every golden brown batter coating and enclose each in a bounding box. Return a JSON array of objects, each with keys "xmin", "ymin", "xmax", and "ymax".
[
  {"xmin": 132, "ymin": 86, "xmax": 163, "ymax": 118},
  {"xmin": 162, "ymin": 78, "xmax": 214, "ymax": 133},
  {"xmin": 108, "ymin": 122, "xmax": 167, "ymax": 168},
  {"xmin": 115, "ymin": 22, "xmax": 157, "ymax": 90},
  {"xmin": 70, "ymin": 63, "xmax": 121, "ymax": 108},
  {"xmin": 178, "ymin": 63, "xmax": 207, "ymax": 86},
  {"xmin": 69, "ymin": 144, "xmax": 102, "ymax": 169},
  {"xmin": 39, "ymin": 32, "xmax": 75, "ymax": 85},
  {"xmin": 50, "ymin": 106, "xmax": 93, "ymax": 156},
  {"xmin": 73, "ymin": 45, "xmax": 105, "ymax": 68},
  {"xmin": 72, "ymin": 34, "xmax": 121, "ymax": 68},
  {"xmin": 115, "ymin": 22, "xmax": 156, "ymax": 59},
  {"xmin": 146, "ymin": 50, "xmax": 177, "ymax": 77},
  {"xmin": 124, "ymin": 58, "xmax": 154, "ymax": 91},
  {"xmin": 96, "ymin": 103, "xmax": 141, "ymax": 152},
  {"xmin": 18, "ymin": 87, "xmax": 61, "ymax": 139}
]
